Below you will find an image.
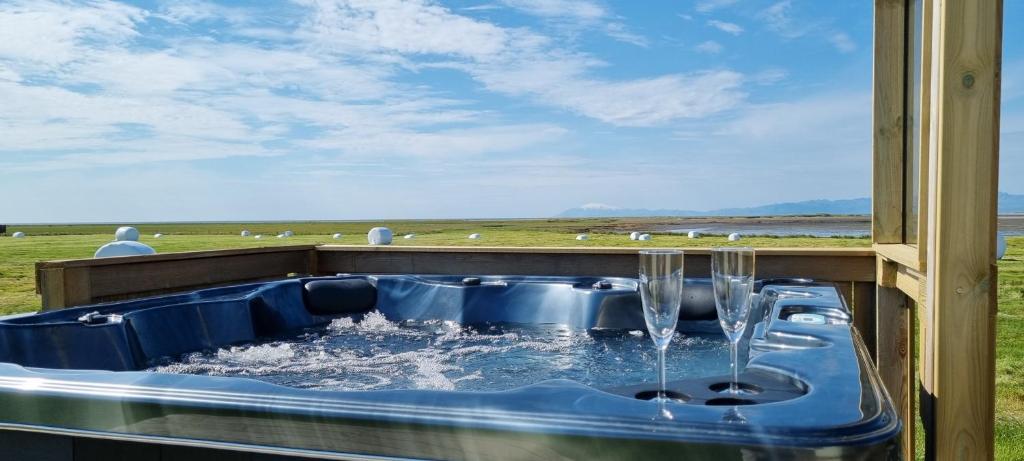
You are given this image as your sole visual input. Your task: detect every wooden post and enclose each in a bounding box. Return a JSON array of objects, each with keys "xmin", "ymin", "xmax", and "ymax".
[
  {"xmin": 915, "ymin": 0, "xmax": 935, "ymax": 270},
  {"xmin": 307, "ymin": 248, "xmax": 320, "ymax": 276},
  {"xmin": 926, "ymin": 0, "xmax": 1001, "ymax": 458},
  {"xmin": 853, "ymin": 281, "xmax": 878, "ymax": 361},
  {"xmin": 872, "ymin": 0, "xmax": 906, "ymax": 244},
  {"xmin": 876, "ymin": 285, "xmax": 914, "ymax": 461}
]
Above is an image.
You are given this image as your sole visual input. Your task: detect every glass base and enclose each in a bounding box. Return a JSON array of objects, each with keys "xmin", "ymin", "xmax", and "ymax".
[
  {"xmin": 635, "ymin": 390, "xmax": 689, "ymax": 402},
  {"xmin": 709, "ymin": 381, "xmax": 762, "ymax": 396}
]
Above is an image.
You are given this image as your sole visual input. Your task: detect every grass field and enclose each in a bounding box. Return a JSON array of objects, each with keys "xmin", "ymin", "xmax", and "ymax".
[{"xmin": 0, "ymin": 220, "xmax": 1021, "ymax": 459}]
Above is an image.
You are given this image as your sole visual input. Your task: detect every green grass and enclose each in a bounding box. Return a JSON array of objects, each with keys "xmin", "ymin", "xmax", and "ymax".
[
  {"xmin": 0, "ymin": 220, "xmax": 1020, "ymax": 458},
  {"xmin": 996, "ymin": 237, "xmax": 1024, "ymax": 461},
  {"xmin": 0, "ymin": 220, "xmax": 870, "ymax": 314}
]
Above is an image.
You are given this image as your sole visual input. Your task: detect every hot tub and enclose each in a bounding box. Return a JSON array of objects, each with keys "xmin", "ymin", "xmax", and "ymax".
[{"xmin": 0, "ymin": 275, "xmax": 899, "ymax": 460}]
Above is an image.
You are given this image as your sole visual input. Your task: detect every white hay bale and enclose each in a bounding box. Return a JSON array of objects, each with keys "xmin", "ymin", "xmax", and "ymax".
[
  {"xmin": 629, "ymin": 231, "xmax": 640, "ymax": 241},
  {"xmin": 254, "ymin": 234, "xmax": 263, "ymax": 239},
  {"xmin": 153, "ymin": 233, "xmax": 163, "ymax": 238},
  {"xmin": 277, "ymin": 234, "xmax": 285, "ymax": 238},
  {"xmin": 114, "ymin": 226, "xmax": 139, "ymax": 242},
  {"xmin": 996, "ymin": 232, "xmax": 1007, "ymax": 260},
  {"xmin": 283, "ymin": 230, "xmax": 294, "ymax": 237},
  {"xmin": 468, "ymin": 233, "xmax": 481, "ymax": 240},
  {"xmin": 94, "ymin": 241, "xmax": 156, "ymax": 258},
  {"xmin": 404, "ymin": 234, "xmax": 415, "ymax": 239},
  {"xmin": 11, "ymin": 231, "xmax": 25, "ymax": 238},
  {"xmin": 332, "ymin": 233, "xmax": 343, "ymax": 239},
  {"xmin": 638, "ymin": 234, "xmax": 652, "ymax": 241},
  {"xmin": 728, "ymin": 233, "xmax": 742, "ymax": 242},
  {"xmin": 368, "ymin": 227, "xmax": 393, "ymax": 245},
  {"xmin": 687, "ymin": 231, "xmax": 701, "ymax": 239},
  {"xmin": 576, "ymin": 234, "xmax": 589, "ymax": 241},
  {"xmin": 241, "ymin": 230, "xmax": 251, "ymax": 237}
]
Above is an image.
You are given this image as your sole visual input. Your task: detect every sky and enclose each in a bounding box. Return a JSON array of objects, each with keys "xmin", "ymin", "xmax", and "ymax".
[{"xmin": 0, "ymin": 0, "xmax": 1020, "ymax": 222}]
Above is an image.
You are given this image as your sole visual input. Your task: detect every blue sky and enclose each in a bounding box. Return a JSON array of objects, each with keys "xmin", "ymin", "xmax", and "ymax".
[{"xmin": 0, "ymin": 0, "xmax": 1020, "ymax": 222}]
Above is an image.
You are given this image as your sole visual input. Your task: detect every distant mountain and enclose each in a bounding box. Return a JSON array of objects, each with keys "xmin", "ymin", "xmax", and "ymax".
[
  {"xmin": 559, "ymin": 192, "xmax": 1024, "ymax": 218},
  {"xmin": 1000, "ymin": 192, "xmax": 1024, "ymax": 213}
]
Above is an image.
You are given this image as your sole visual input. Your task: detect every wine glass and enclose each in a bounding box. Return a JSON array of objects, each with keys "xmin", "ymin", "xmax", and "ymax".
[
  {"xmin": 711, "ymin": 247, "xmax": 755, "ymax": 395},
  {"xmin": 639, "ymin": 250, "xmax": 684, "ymax": 406}
]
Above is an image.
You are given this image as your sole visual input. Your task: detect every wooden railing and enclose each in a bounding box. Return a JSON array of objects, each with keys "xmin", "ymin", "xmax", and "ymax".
[
  {"xmin": 35, "ymin": 246, "xmax": 318, "ymax": 309},
  {"xmin": 35, "ymin": 245, "xmax": 877, "ymax": 310}
]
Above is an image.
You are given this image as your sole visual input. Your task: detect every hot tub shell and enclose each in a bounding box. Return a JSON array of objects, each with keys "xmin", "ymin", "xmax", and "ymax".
[{"xmin": 0, "ymin": 275, "xmax": 900, "ymax": 460}]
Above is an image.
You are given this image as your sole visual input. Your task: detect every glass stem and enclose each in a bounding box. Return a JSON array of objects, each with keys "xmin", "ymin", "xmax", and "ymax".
[
  {"xmin": 730, "ymin": 340, "xmax": 739, "ymax": 394},
  {"xmin": 658, "ymin": 347, "xmax": 667, "ymax": 400}
]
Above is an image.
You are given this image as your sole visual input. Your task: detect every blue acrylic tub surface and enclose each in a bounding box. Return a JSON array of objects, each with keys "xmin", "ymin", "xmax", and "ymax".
[{"xmin": 0, "ymin": 275, "xmax": 900, "ymax": 460}]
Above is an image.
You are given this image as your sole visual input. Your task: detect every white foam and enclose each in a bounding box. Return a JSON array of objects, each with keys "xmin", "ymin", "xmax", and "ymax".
[
  {"xmin": 356, "ymin": 311, "xmax": 399, "ymax": 332},
  {"xmin": 149, "ymin": 311, "xmax": 728, "ymax": 392},
  {"xmin": 216, "ymin": 343, "xmax": 295, "ymax": 364}
]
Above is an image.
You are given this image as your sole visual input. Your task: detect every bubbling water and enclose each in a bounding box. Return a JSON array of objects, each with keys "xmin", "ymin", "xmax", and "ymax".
[{"xmin": 149, "ymin": 311, "xmax": 729, "ymax": 392}]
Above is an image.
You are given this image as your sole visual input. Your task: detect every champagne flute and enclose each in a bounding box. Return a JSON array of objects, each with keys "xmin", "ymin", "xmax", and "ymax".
[
  {"xmin": 639, "ymin": 250, "xmax": 684, "ymax": 405},
  {"xmin": 711, "ymin": 247, "xmax": 755, "ymax": 395}
]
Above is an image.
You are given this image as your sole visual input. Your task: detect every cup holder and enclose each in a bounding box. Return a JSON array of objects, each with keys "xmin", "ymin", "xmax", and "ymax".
[
  {"xmin": 705, "ymin": 397, "xmax": 758, "ymax": 406},
  {"xmin": 635, "ymin": 390, "xmax": 690, "ymax": 402},
  {"xmin": 708, "ymin": 382, "xmax": 763, "ymax": 395},
  {"xmin": 606, "ymin": 371, "xmax": 806, "ymax": 407}
]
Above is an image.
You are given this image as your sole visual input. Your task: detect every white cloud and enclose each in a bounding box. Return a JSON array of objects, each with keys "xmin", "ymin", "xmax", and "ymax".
[
  {"xmin": 296, "ymin": 0, "xmax": 512, "ymax": 60},
  {"xmin": 157, "ymin": 0, "xmax": 251, "ymax": 24},
  {"xmin": 603, "ymin": 22, "xmax": 649, "ymax": 47},
  {"xmin": 661, "ymin": 90, "xmax": 873, "ymax": 203},
  {"xmin": 695, "ymin": 0, "xmax": 738, "ymax": 13},
  {"xmin": 467, "ymin": 52, "xmax": 744, "ymax": 125},
  {"xmin": 757, "ymin": 2, "xmax": 857, "ymax": 55},
  {"xmin": 713, "ymin": 91, "xmax": 869, "ymax": 141},
  {"xmin": 461, "ymin": 4, "xmax": 502, "ymax": 12},
  {"xmin": 299, "ymin": 0, "xmax": 742, "ymax": 126},
  {"xmin": 758, "ymin": 1, "xmax": 795, "ymax": 35},
  {"xmin": 695, "ymin": 40, "xmax": 724, "ymax": 54},
  {"xmin": 828, "ymin": 32, "xmax": 856, "ymax": 53},
  {"xmin": 707, "ymin": 19, "xmax": 743, "ymax": 35},
  {"xmin": 500, "ymin": 0, "xmax": 605, "ymax": 21},
  {"xmin": 0, "ymin": 0, "xmax": 749, "ymax": 187},
  {"xmin": 750, "ymin": 68, "xmax": 788, "ymax": 85},
  {"xmin": 757, "ymin": 0, "xmax": 816, "ymax": 39},
  {"xmin": 498, "ymin": 0, "xmax": 647, "ymax": 46},
  {"xmin": 298, "ymin": 124, "xmax": 568, "ymax": 157},
  {"xmin": 0, "ymin": 0, "xmax": 143, "ymax": 67}
]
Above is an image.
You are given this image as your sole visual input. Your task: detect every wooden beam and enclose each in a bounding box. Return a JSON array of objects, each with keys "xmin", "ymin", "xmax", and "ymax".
[
  {"xmin": 874, "ymin": 243, "xmax": 923, "ymax": 271},
  {"xmin": 316, "ymin": 246, "xmax": 874, "ymax": 257},
  {"xmin": 895, "ymin": 264, "xmax": 926, "ymax": 304},
  {"xmin": 872, "ymin": 0, "xmax": 907, "ymax": 244},
  {"xmin": 36, "ymin": 246, "xmax": 317, "ymax": 307},
  {"xmin": 876, "ymin": 286, "xmax": 914, "ymax": 461},
  {"xmin": 35, "ymin": 245, "xmax": 318, "ymax": 269},
  {"xmin": 927, "ymin": 0, "xmax": 1001, "ymax": 458},
  {"xmin": 84, "ymin": 251, "xmax": 311, "ymax": 300},
  {"xmin": 877, "ymin": 256, "xmax": 898, "ymax": 288},
  {"xmin": 317, "ymin": 246, "xmax": 877, "ymax": 282}
]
